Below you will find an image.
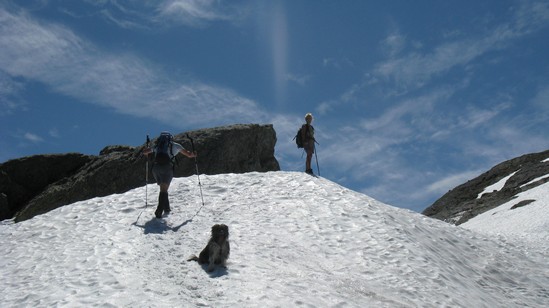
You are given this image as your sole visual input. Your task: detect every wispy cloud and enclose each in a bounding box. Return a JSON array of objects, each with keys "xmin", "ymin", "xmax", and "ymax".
[
  {"xmin": 321, "ymin": 88, "xmax": 454, "ymax": 173},
  {"xmin": 151, "ymin": 83, "xmax": 266, "ymax": 126},
  {"xmin": 49, "ymin": 128, "xmax": 60, "ymax": 138},
  {"xmin": 156, "ymin": 0, "xmax": 242, "ymax": 27},
  {"xmin": 322, "ymin": 57, "xmax": 354, "ymax": 70},
  {"xmin": 286, "ymin": 73, "xmax": 310, "ymax": 86},
  {"xmin": 375, "ymin": 1, "xmax": 549, "ymax": 92},
  {"xmin": 98, "ymin": 8, "xmax": 149, "ymax": 30},
  {"xmin": 531, "ymin": 84, "xmax": 549, "ymax": 110},
  {"xmin": 425, "ymin": 170, "xmax": 482, "ymax": 196},
  {"xmin": 78, "ymin": 0, "xmax": 247, "ymax": 30},
  {"xmin": 313, "ymin": 79, "xmax": 542, "ymax": 210},
  {"xmin": 380, "ymin": 30, "xmax": 406, "ymax": 58},
  {"xmin": 0, "ymin": 71, "xmax": 25, "ymax": 116},
  {"xmin": 0, "ymin": 5, "xmax": 266, "ymax": 128},
  {"xmin": 456, "ymin": 102, "xmax": 512, "ymax": 130},
  {"xmin": 23, "ymin": 132, "xmax": 43, "ymax": 143}
]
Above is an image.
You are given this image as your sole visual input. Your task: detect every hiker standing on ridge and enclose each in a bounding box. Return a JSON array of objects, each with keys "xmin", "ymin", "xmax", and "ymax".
[
  {"xmin": 143, "ymin": 132, "xmax": 196, "ymax": 218},
  {"xmin": 301, "ymin": 113, "xmax": 316, "ymax": 175}
]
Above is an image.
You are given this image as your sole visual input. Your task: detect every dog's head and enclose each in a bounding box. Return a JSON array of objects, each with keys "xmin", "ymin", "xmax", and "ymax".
[{"xmin": 211, "ymin": 224, "xmax": 229, "ymax": 243}]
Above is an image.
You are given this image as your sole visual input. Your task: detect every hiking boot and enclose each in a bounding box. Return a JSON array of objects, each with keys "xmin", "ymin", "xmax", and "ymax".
[
  {"xmin": 153, "ymin": 191, "xmax": 171, "ymax": 217},
  {"xmin": 155, "ymin": 206, "xmax": 162, "ymax": 219},
  {"xmin": 306, "ymin": 169, "xmax": 314, "ymax": 175},
  {"xmin": 160, "ymin": 191, "xmax": 170, "ymax": 214},
  {"xmin": 155, "ymin": 191, "xmax": 169, "ymax": 218},
  {"xmin": 164, "ymin": 199, "xmax": 170, "ymax": 214}
]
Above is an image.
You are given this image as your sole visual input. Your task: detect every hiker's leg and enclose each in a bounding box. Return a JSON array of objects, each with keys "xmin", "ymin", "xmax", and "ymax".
[
  {"xmin": 305, "ymin": 142, "xmax": 313, "ymax": 173},
  {"xmin": 153, "ymin": 165, "xmax": 172, "ymax": 217},
  {"xmin": 159, "ymin": 183, "xmax": 170, "ymax": 192},
  {"xmin": 159, "ymin": 191, "xmax": 170, "ymax": 213}
]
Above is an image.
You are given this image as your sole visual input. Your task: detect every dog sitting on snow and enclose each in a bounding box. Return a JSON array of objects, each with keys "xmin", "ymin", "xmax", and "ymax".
[{"xmin": 187, "ymin": 224, "xmax": 230, "ymax": 272}]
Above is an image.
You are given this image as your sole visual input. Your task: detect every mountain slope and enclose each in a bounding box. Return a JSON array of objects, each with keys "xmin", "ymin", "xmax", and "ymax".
[
  {"xmin": 1, "ymin": 172, "xmax": 547, "ymax": 307},
  {"xmin": 462, "ymin": 179, "xmax": 549, "ymax": 255},
  {"xmin": 423, "ymin": 149, "xmax": 549, "ymax": 225}
]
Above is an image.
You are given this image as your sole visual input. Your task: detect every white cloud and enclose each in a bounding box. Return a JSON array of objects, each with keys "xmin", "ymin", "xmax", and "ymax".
[
  {"xmin": 322, "ymin": 57, "xmax": 354, "ymax": 69},
  {"xmin": 380, "ymin": 31, "xmax": 406, "ymax": 57},
  {"xmin": 361, "ymin": 88, "xmax": 453, "ymax": 133},
  {"xmin": 0, "ymin": 71, "xmax": 25, "ymax": 115},
  {"xmin": 49, "ymin": 128, "xmax": 60, "ymax": 138},
  {"xmin": 374, "ymin": 1, "xmax": 549, "ymax": 91},
  {"xmin": 425, "ymin": 170, "xmax": 482, "ymax": 196},
  {"xmin": 99, "ymin": 8, "xmax": 148, "ymax": 30},
  {"xmin": 514, "ymin": 1, "xmax": 549, "ymax": 33},
  {"xmin": 453, "ymin": 102, "xmax": 513, "ymax": 130},
  {"xmin": 156, "ymin": 0, "xmax": 239, "ymax": 27},
  {"xmin": 0, "ymin": 6, "xmax": 266, "ymax": 129},
  {"xmin": 69, "ymin": 0, "xmax": 246, "ymax": 30},
  {"xmin": 286, "ymin": 73, "xmax": 310, "ymax": 86},
  {"xmin": 151, "ymin": 83, "xmax": 266, "ymax": 126},
  {"xmin": 531, "ymin": 84, "xmax": 549, "ymax": 109},
  {"xmin": 316, "ymin": 101, "xmax": 332, "ymax": 115},
  {"xmin": 375, "ymin": 38, "xmax": 486, "ymax": 90},
  {"xmin": 24, "ymin": 132, "xmax": 44, "ymax": 143}
]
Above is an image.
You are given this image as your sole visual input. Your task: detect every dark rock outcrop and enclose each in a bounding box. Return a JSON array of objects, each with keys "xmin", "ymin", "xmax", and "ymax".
[
  {"xmin": 0, "ymin": 124, "xmax": 279, "ymax": 222},
  {"xmin": 0, "ymin": 154, "xmax": 92, "ymax": 220},
  {"xmin": 423, "ymin": 149, "xmax": 549, "ymax": 225}
]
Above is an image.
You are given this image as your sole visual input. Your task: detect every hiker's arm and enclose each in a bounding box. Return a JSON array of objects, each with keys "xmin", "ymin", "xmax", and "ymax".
[
  {"xmin": 143, "ymin": 147, "xmax": 153, "ymax": 156},
  {"xmin": 180, "ymin": 149, "xmax": 197, "ymax": 158},
  {"xmin": 172, "ymin": 142, "xmax": 196, "ymax": 158}
]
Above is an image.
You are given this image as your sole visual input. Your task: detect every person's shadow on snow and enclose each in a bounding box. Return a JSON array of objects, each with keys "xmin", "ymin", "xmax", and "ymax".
[{"xmin": 132, "ymin": 218, "xmax": 192, "ymax": 234}]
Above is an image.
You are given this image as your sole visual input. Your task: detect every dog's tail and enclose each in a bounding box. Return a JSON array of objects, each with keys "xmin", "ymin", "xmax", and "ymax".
[{"xmin": 187, "ymin": 254, "xmax": 199, "ymax": 262}]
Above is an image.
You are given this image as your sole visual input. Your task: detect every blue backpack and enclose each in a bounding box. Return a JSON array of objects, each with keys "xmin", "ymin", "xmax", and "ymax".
[{"xmin": 154, "ymin": 132, "xmax": 174, "ymax": 165}]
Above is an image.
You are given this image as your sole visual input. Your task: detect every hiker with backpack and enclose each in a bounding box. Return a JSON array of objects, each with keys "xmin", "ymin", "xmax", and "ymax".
[
  {"xmin": 300, "ymin": 113, "xmax": 316, "ymax": 175},
  {"xmin": 143, "ymin": 132, "xmax": 197, "ymax": 218}
]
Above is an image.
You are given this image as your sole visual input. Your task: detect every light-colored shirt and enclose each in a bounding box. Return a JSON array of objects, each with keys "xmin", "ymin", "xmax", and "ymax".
[
  {"xmin": 170, "ymin": 142, "xmax": 185, "ymax": 157},
  {"xmin": 153, "ymin": 141, "xmax": 186, "ymax": 157}
]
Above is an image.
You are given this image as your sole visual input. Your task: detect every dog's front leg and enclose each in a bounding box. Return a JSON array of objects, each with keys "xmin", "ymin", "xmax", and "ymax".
[
  {"xmin": 220, "ymin": 242, "xmax": 230, "ymax": 268},
  {"xmin": 208, "ymin": 243, "xmax": 220, "ymax": 272}
]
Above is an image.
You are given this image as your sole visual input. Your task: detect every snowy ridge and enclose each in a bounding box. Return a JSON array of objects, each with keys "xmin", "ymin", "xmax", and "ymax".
[{"xmin": 1, "ymin": 171, "xmax": 548, "ymax": 307}]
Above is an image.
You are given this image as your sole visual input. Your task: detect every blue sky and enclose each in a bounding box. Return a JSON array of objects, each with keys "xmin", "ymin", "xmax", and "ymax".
[{"xmin": 1, "ymin": 0, "xmax": 548, "ymax": 212}]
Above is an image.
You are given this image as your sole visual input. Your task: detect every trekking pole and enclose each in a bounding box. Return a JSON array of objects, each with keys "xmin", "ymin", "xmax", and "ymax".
[
  {"xmin": 134, "ymin": 134, "xmax": 150, "ymax": 225},
  {"xmin": 314, "ymin": 141, "xmax": 320, "ymax": 176},
  {"xmin": 187, "ymin": 134, "xmax": 205, "ymax": 207},
  {"xmin": 145, "ymin": 134, "xmax": 150, "ymax": 208}
]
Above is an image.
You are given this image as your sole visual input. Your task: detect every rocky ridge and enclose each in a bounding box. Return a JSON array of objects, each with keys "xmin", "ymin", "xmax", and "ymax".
[
  {"xmin": 423, "ymin": 149, "xmax": 549, "ymax": 225},
  {"xmin": 0, "ymin": 124, "xmax": 279, "ymax": 222}
]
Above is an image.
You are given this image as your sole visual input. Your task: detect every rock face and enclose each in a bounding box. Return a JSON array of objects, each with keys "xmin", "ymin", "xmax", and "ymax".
[
  {"xmin": 0, "ymin": 154, "xmax": 93, "ymax": 221},
  {"xmin": 0, "ymin": 124, "xmax": 279, "ymax": 222},
  {"xmin": 423, "ymin": 149, "xmax": 549, "ymax": 225}
]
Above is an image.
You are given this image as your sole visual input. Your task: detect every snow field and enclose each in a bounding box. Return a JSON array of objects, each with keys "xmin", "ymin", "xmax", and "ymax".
[{"xmin": 1, "ymin": 171, "xmax": 548, "ymax": 307}]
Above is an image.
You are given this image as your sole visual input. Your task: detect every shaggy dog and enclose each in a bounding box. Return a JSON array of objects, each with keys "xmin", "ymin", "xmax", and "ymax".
[{"xmin": 187, "ymin": 224, "xmax": 230, "ymax": 272}]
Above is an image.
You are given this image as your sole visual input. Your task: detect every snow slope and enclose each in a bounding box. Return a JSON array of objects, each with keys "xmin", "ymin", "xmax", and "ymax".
[
  {"xmin": 464, "ymin": 180, "xmax": 549, "ymax": 256},
  {"xmin": 1, "ymin": 171, "xmax": 548, "ymax": 307}
]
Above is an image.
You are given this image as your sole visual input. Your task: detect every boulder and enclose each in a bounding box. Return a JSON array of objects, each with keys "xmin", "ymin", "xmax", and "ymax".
[
  {"xmin": 0, "ymin": 193, "xmax": 9, "ymax": 220},
  {"xmin": 0, "ymin": 154, "xmax": 92, "ymax": 221}
]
